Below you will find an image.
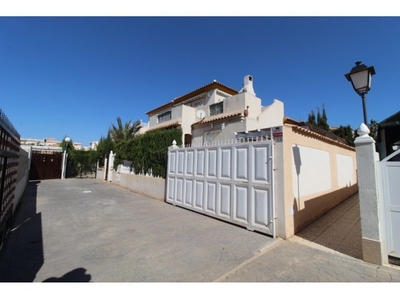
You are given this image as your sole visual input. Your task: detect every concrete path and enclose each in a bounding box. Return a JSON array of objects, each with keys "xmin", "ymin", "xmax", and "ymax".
[{"xmin": 1, "ymin": 179, "xmax": 399, "ymax": 282}]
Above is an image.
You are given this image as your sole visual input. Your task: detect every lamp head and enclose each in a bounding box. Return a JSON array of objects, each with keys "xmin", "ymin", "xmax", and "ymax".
[{"xmin": 345, "ymin": 61, "xmax": 376, "ymax": 96}]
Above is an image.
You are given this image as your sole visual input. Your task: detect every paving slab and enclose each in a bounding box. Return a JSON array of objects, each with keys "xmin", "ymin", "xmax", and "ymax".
[{"xmin": 218, "ymin": 236, "xmax": 400, "ymax": 282}]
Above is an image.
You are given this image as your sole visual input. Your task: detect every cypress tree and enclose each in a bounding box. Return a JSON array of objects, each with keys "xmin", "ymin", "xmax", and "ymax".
[
  {"xmin": 308, "ymin": 110, "xmax": 317, "ymax": 125},
  {"xmin": 316, "ymin": 105, "xmax": 329, "ymax": 131}
]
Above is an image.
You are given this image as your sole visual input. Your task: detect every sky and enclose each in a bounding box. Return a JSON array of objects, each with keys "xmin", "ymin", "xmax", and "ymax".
[{"xmin": 1, "ymin": 2, "xmax": 400, "ymax": 147}]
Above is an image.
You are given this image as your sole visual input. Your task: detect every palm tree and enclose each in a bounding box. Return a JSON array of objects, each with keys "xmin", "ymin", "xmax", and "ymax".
[{"xmin": 109, "ymin": 117, "xmax": 142, "ymax": 144}]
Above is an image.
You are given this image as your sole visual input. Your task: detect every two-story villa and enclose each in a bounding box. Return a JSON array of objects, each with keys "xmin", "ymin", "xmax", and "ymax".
[{"xmin": 141, "ymin": 75, "xmax": 284, "ymax": 146}]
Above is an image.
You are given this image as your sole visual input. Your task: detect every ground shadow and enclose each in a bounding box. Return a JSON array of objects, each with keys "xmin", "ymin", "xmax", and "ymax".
[
  {"xmin": 0, "ymin": 181, "xmax": 93, "ymax": 282},
  {"xmin": 0, "ymin": 181, "xmax": 44, "ymax": 281},
  {"xmin": 295, "ymin": 192, "xmax": 363, "ymax": 259},
  {"xmin": 43, "ymin": 268, "xmax": 91, "ymax": 282}
]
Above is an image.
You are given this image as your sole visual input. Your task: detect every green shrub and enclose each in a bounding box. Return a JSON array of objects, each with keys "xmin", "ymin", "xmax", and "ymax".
[{"xmin": 115, "ymin": 127, "xmax": 182, "ymax": 178}]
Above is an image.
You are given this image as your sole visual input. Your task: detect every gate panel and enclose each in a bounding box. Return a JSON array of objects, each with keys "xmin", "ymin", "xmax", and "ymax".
[
  {"xmin": 380, "ymin": 150, "xmax": 400, "ymax": 259},
  {"xmin": 196, "ymin": 150, "xmax": 205, "ymax": 176},
  {"xmin": 167, "ymin": 139, "xmax": 274, "ymax": 236},
  {"xmin": 206, "ymin": 148, "xmax": 218, "ymax": 178},
  {"xmin": 252, "ymin": 145, "xmax": 271, "ymax": 184},
  {"xmin": 168, "ymin": 152, "xmax": 177, "ymax": 174},
  {"xmin": 218, "ymin": 183, "xmax": 231, "ymax": 219},
  {"xmin": 233, "ymin": 184, "xmax": 249, "ymax": 224},
  {"xmin": 194, "ymin": 181, "xmax": 204, "ymax": 210},
  {"xmin": 185, "ymin": 150, "xmax": 195, "ymax": 176},
  {"xmin": 167, "ymin": 178, "xmax": 175, "ymax": 202},
  {"xmin": 177, "ymin": 151, "xmax": 185, "ymax": 175},
  {"xmin": 176, "ymin": 178, "xmax": 184, "ymax": 204},
  {"xmin": 205, "ymin": 181, "xmax": 217, "ymax": 213},
  {"xmin": 251, "ymin": 187, "xmax": 272, "ymax": 231},
  {"xmin": 30, "ymin": 152, "xmax": 63, "ymax": 180},
  {"xmin": 184, "ymin": 179, "xmax": 193, "ymax": 207},
  {"xmin": 220, "ymin": 147, "xmax": 232, "ymax": 180},
  {"xmin": 234, "ymin": 147, "xmax": 249, "ymax": 182}
]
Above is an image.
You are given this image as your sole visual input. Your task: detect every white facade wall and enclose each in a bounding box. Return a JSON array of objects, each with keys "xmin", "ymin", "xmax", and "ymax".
[
  {"xmin": 224, "ymin": 92, "xmax": 262, "ymax": 117},
  {"xmin": 207, "ymin": 89, "xmax": 230, "ymax": 107},
  {"xmin": 291, "ymin": 145, "xmax": 332, "ymax": 200},
  {"xmin": 257, "ymin": 99, "xmax": 284, "ymax": 129},
  {"xmin": 336, "ymin": 153, "xmax": 356, "ymax": 188},
  {"xmin": 189, "ymin": 94, "xmax": 284, "ymax": 146},
  {"xmin": 191, "ymin": 120, "xmax": 246, "ymax": 146},
  {"xmin": 181, "ymin": 105, "xmax": 196, "ymax": 136}
]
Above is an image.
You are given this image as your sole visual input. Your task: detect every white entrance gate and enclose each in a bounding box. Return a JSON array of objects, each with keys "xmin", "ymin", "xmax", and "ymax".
[
  {"xmin": 166, "ymin": 139, "xmax": 274, "ymax": 236},
  {"xmin": 379, "ymin": 149, "xmax": 400, "ymax": 261}
]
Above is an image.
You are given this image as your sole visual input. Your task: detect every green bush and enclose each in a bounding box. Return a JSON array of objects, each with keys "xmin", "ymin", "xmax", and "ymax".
[
  {"xmin": 115, "ymin": 127, "xmax": 182, "ymax": 178},
  {"xmin": 67, "ymin": 149, "xmax": 99, "ymax": 178}
]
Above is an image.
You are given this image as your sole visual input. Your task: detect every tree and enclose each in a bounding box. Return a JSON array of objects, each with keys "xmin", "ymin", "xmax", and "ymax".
[
  {"xmin": 97, "ymin": 132, "xmax": 115, "ymax": 167},
  {"xmin": 332, "ymin": 125, "xmax": 355, "ymax": 147},
  {"xmin": 109, "ymin": 117, "xmax": 142, "ymax": 145},
  {"xmin": 70, "ymin": 150, "xmax": 98, "ymax": 178},
  {"xmin": 60, "ymin": 138, "xmax": 75, "ymax": 153},
  {"xmin": 369, "ymin": 119, "xmax": 379, "ymax": 141},
  {"xmin": 307, "ymin": 110, "xmax": 317, "ymax": 125},
  {"xmin": 60, "ymin": 138, "xmax": 76, "ymax": 178},
  {"xmin": 317, "ymin": 105, "xmax": 329, "ymax": 131},
  {"xmin": 306, "ymin": 105, "xmax": 355, "ymax": 147},
  {"xmin": 308, "ymin": 105, "xmax": 329, "ymax": 131}
]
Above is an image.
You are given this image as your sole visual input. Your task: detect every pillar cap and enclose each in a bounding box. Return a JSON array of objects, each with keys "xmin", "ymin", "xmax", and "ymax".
[{"xmin": 355, "ymin": 123, "xmax": 375, "ymax": 145}]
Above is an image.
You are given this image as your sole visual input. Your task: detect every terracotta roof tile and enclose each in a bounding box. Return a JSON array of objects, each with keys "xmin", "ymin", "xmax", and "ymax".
[
  {"xmin": 146, "ymin": 80, "xmax": 238, "ymax": 116},
  {"xmin": 146, "ymin": 120, "xmax": 181, "ymax": 132},
  {"xmin": 192, "ymin": 111, "xmax": 244, "ymax": 126}
]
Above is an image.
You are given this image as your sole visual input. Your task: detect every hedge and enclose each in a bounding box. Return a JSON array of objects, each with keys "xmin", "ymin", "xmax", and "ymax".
[{"xmin": 115, "ymin": 127, "xmax": 182, "ymax": 178}]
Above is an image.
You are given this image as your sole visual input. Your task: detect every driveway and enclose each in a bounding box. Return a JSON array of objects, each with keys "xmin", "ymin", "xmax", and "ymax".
[
  {"xmin": 0, "ymin": 179, "xmax": 275, "ymax": 282},
  {"xmin": 1, "ymin": 179, "xmax": 399, "ymax": 282}
]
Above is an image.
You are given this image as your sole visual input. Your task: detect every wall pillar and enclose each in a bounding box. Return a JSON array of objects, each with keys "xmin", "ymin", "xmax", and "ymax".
[
  {"xmin": 107, "ymin": 151, "xmax": 115, "ymax": 182},
  {"xmin": 355, "ymin": 123, "xmax": 383, "ymax": 265},
  {"xmin": 61, "ymin": 150, "xmax": 67, "ymax": 179}
]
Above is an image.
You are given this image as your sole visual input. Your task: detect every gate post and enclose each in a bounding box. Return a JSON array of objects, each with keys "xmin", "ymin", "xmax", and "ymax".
[
  {"xmin": 104, "ymin": 157, "xmax": 108, "ymax": 180},
  {"xmin": 170, "ymin": 140, "xmax": 179, "ymax": 150},
  {"xmin": 107, "ymin": 151, "xmax": 115, "ymax": 182},
  {"xmin": 61, "ymin": 150, "xmax": 67, "ymax": 179},
  {"xmin": 355, "ymin": 123, "xmax": 383, "ymax": 265}
]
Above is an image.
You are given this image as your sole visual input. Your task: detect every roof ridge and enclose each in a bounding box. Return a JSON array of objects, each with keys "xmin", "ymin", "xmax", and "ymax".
[{"xmin": 173, "ymin": 80, "xmax": 239, "ymax": 102}]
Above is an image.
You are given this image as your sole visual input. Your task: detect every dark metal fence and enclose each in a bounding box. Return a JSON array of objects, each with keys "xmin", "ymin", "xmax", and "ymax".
[{"xmin": 0, "ymin": 109, "xmax": 20, "ymax": 250}]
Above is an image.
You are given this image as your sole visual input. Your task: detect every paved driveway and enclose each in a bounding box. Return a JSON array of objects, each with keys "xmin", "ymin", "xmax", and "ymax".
[
  {"xmin": 1, "ymin": 179, "xmax": 399, "ymax": 283},
  {"xmin": 0, "ymin": 179, "xmax": 275, "ymax": 282}
]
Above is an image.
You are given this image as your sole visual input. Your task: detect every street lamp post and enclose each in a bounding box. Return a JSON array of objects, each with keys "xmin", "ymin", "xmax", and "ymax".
[
  {"xmin": 63, "ymin": 136, "xmax": 71, "ymax": 179},
  {"xmin": 344, "ymin": 61, "xmax": 376, "ymax": 126},
  {"xmin": 64, "ymin": 136, "xmax": 71, "ymax": 150}
]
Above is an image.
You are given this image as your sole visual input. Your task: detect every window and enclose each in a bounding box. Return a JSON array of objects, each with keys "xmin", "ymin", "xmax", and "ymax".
[
  {"xmin": 157, "ymin": 111, "xmax": 171, "ymax": 123},
  {"xmin": 209, "ymin": 101, "xmax": 223, "ymax": 116}
]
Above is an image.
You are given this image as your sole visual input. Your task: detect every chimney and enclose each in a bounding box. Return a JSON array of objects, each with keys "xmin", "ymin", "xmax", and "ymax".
[{"xmin": 240, "ymin": 75, "xmax": 256, "ymax": 96}]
